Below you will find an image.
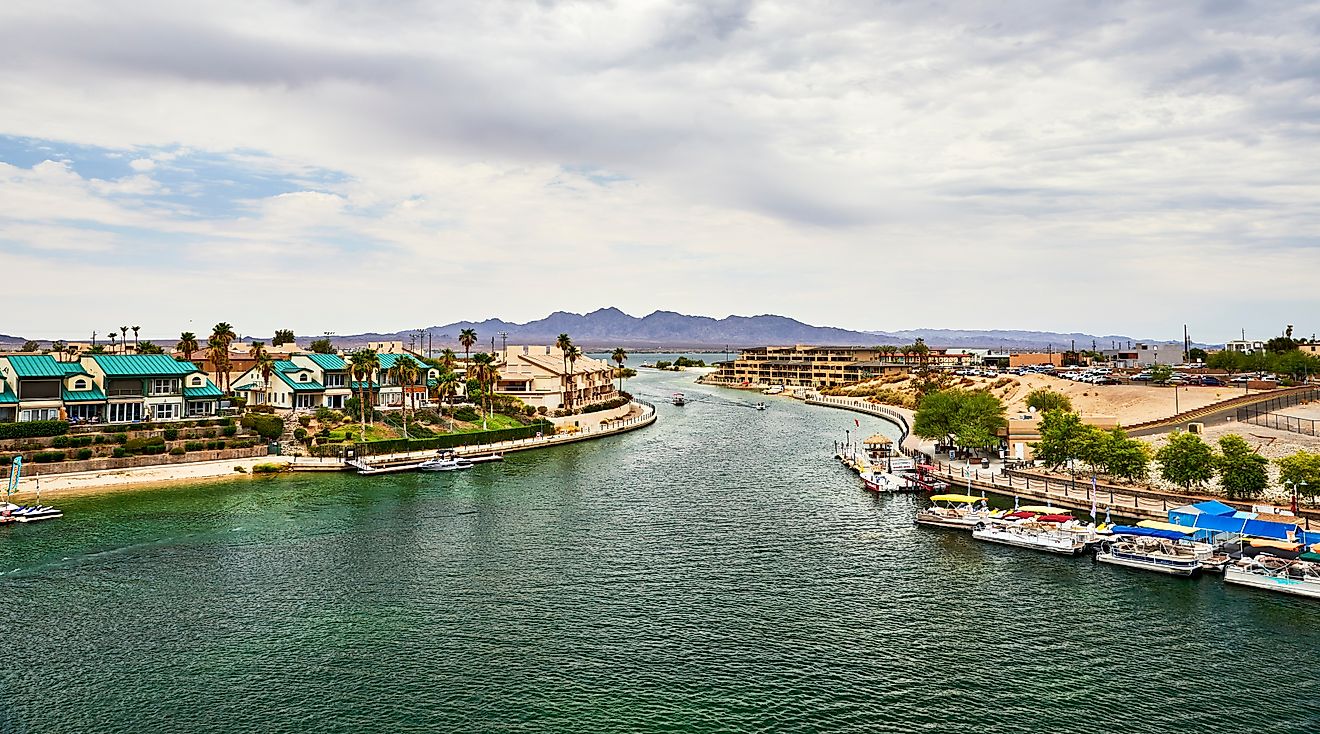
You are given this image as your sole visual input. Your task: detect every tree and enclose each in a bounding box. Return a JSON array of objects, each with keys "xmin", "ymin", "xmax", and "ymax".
[
  {"xmin": 349, "ymin": 349, "xmax": 380, "ymax": 433},
  {"xmin": 1032, "ymin": 410, "xmax": 1101, "ymax": 471},
  {"xmin": 912, "ymin": 389, "xmax": 1006, "ymax": 449},
  {"xmin": 567, "ymin": 345, "xmax": 582, "ymax": 407},
  {"xmin": 1101, "ymin": 428, "xmax": 1152, "ymax": 482},
  {"xmin": 120, "ymin": 326, "xmax": 128, "ymax": 353},
  {"xmin": 108, "ymin": 332, "xmax": 118, "ymax": 353},
  {"xmin": 470, "ymin": 353, "xmax": 499, "ymax": 429},
  {"xmin": 1276, "ymin": 450, "xmax": 1320, "ymax": 493},
  {"xmin": 21, "ymin": 340, "xmax": 39, "ymax": 352},
  {"xmin": 556, "ymin": 333, "xmax": 574, "ymax": 409},
  {"xmin": 1187, "ymin": 347, "xmax": 1208, "ymax": 363},
  {"xmin": 905, "ymin": 338, "xmax": 930, "ymax": 367},
  {"xmin": 136, "ymin": 341, "xmax": 164, "ymax": 354},
  {"xmin": 177, "ymin": 332, "xmax": 200, "ymax": 363},
  {"xmin": 611, "ymin": 347, "xmax": 629, "ymax": 394},
  {"xmin": 438, "ymin": 348, "xmax": 457, "ymax": 375},
  {"xmin": 389, "ymin": 357, "xmax": 420, "ymax": 439},
  {"xmin": 51, "ymin": 340, "xmax": 67, "ymax": 361},
  {"xmin": 1156, "ymin": 432, "xmax": 1215, "ymax": 490},
  {"xmin": 434, "ymin": 371, "xmax": 459, "ymax": 431},
  {"xmin": 273, "ymin": 329, "xmax": 296, "ymax": 347},
  {"xmin": 309, "ymin": 338, "xmax": 335, "ymax": 354},
  {"xmin": 131, "ymin": 325, "xmax": 140, "ymax": 349},
  {"xmin": 459, "ymin": 329, "xmax": 478, "ymax": 366},
  {"xmin": 1025, "ymin": 389, "xmax": 1072, "ymax": 414},
  {"xmin": 1265, "ymin": 336, "xmax": 1297, "ymax": 354},
  {"xmin": 256, "ymin": 352, "xmax": 276, "ymax": 405},
  {"xmin": 1215, "ymin": 434, "xmax": 1268, "ymax": 500},
  {"xmin": 210, "ymin": 322, "xmax": 237, "ymax": 391},
  {"xmin": 1149, "ymin": 364, "xmax": 1173, "ymax": 385}
]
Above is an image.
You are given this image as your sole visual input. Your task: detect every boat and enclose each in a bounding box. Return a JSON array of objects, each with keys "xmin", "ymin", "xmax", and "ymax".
[
  {"xmin": 972, "ymin": 518, "xmax": 1091, "ymax": 556},
  {"xmin": 418, "ymin": 457, "xmax": 474, "ymax": 472},
  {"xmin": 1224, "ymin": 554, "xmax": 1320, "ymax": 599},
  {"xmin": 860, "ymin": 469, "xmax": 908, "ymax": 493},
  {"xmin": 915, "ymin": 494, "xmax": 1002, "ymax": 529},
  {"xmin": 763, "ymin": 385, "xmax": 784, "ymax": 395},
  {"xmin": 670, "ymin": 392, "xmax": 688, "ymax": 406},
  {"xmin": 1095, "ymin": 528, "xmax": 1204, "ymax": 577},
  {"xmin": 752, "ymin": 402, "xmax": 767, "ymax": 411}
]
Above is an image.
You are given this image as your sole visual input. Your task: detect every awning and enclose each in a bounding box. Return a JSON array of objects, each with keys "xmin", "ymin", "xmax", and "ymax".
[
  {"xmin": 929, "ymin": 494, "xmax": 982, "ymax": 504},
  {"xmin": 1109, "ymin": 526, "xmax": 1189, "ymax": 541},
  {"xmin": 1037, "ymin": 514, "xmax": 1074, "ymax": 523},
  {"xmin": 1019, "ymin": 505, "xmax": 1060, "ymax": 514},
  {"xmin": 1138, "ymin": 520, "xmax": 1197, "ymax": 534},
  {"xmin": 863, "ymin": 434, "xmax": 892, "ymax": 446}
]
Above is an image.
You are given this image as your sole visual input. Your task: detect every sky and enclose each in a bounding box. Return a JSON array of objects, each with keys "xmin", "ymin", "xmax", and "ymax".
[{"xmin": 1, "ymin": 0, "xmax": 1318, "ymax": 343}]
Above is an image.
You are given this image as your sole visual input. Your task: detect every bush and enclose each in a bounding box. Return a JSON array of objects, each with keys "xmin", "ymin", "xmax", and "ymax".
[
  {"xmin": 163, "ymin": 428, "xmax": 179, "ymax": 441},
  {"xmin": 248, "ymin": 404, "xmax": 277, "ymax": 414},
  {"xmin": 33, "ymin": 451, "xmax": 66, "ymax": 463},
  {"xmin": 454, "ymin": 407, "xmax": 479, "ymax": 422},
  {"xmin": 0, "ymin": 420, "xmax": 69, "ymax": 439},
  {"xmin": 124, "ymin": 436, "xmax": 166, "ymax": 454},
  {"xmin": 241, "ymin": 414, "xmax": 282, "ymax": 441},
  {"xmin": 112, "ymin": 447, "xmax": 127, "ymax": 458},
  {"xmin": 537, "ymin": 406, "xmax": 548, "ymax": 415},
  {"xmin": 352, "ymin": 420, "xmax": 556, "ymax": 455},
  {"xmin": 76, "ymin": 448, "xmax": 94, "ymax": 460},
  {"xmin": 169, "ymin": 447, "xmax": 187, "ymax": 456},
  {"xmin": 251, "ymin": 462, "xmax": 288, "ymax": 474},
  {"xmin": 113, "ymin": 433, "xmax": 129, "ymax": 444},
  {"xmin": 185, "ymin": 441, "xmax": 204, "ymax": 452},
  {"xmin": 315, "ymin": 406, "xmax": 335, "ymax": 423},
  {"xmin": 222, "ymin": 425, "xmax": 238, "ymax": 437},
  {"xmin": 297, "ymin": 416, "xmax": 312, "ymax": 428},
  {"xmin": 219, "ymin": 417, "xmax": 235, "ymax": 427},
  {"xmin": 0, "ymin": 456, "xmax": 10, "ymax": 466},
  {"xmin": 581, "ymin": 396, "xmax": 631, "ymax": 414},
  {"xmin": 51, "ymin": 436, "xmax": 71, "ymax": 448},
  {"xmin": 293, "ymin": 427, "xmax": 308, "ymax": 441}
]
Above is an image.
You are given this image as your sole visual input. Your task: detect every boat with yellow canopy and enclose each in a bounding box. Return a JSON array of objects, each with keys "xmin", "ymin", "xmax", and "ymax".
[{"xmin": 915, "ymin": 493, "xmax": 1001, "ymax": 530}]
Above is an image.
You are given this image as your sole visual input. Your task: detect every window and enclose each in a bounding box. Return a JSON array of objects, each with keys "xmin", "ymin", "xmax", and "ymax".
[
  {"xmin": 18, "ymin": 380, "xmax": 59, "ymax": 400},
  {"xmin": 151, "ymin": 379, "xmax": 179, "ymax": 395},
  {"xmin": 67, "ymin": 404, "xmax": 101, "ymax": 421},
  {"xmin": 325, "ymin": 373, "xmax": 345, "ymax": 387},
  {"xmin": 19, "ymin": 408, "xmax": 60, "ymax": 422},
  {"xmin": 73, "ymin": 379, "xmax": 89, "ymax": 390},
  {"xmin": 152, "ymin": 403, "xmax": 179, "ymax": 421},
  {"xmin": 107, "ymin": 402, "xmax": 143, "ymax": 423},
  {"xmin": 187, "ymin": 401, "xmax": 213, "ymax": 417},
  {"xmin": 299, "ymin": 373, "xmax": 309, "ymax": 382}
]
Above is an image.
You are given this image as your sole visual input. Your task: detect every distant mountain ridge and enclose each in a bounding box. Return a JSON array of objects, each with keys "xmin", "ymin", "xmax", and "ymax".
[{"xmin": 311, "ymin": 308, "xmax": 1187, "ymax": 351}]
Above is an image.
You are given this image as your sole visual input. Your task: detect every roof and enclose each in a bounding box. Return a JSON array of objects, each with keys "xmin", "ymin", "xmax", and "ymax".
[
  {"xmin": 1191, "ymin": 500, "xmax": 1237, "ymax": 516},
  {"xmin": 376, "ymin": 353, "xmax": 424, "ymax": 370},
  {"xmin": 349, "ymin": 381, "xmax": 381, "ymax": 390},
  {"xmin": 275, "ymin": 371, "xmax": 325, "ymax": 392},
  {"xmin": 93, "ymin": 354, "xmax": 197, "ymax": 377},
  {"xmin": 0, "ymin": 386, "xmax": 17, "ymax": 404},
  {"xmin": 233, "ymin": 383, "xmax": 262, "ymax": 392},
  {"xmin": 184, "ymin": 380, "xmax": 224, "ymax": 399},
  {"xmin": 274, "ymin": 360, "xmax": 300, "ymax": 373},
  {"xmin": 62, "ymin": 386, "xmax": 108, "ymax": 402},
  {"xmin": 304, "ymin": 353, "xmax": 347, "ymax": 371},
  {"xmin": 57, "ymin": 362, "xmax": 93, "ymax": 377},
  {"xmin": 6, "ymin": 355, "xmax": 71, "ymax": 378}
]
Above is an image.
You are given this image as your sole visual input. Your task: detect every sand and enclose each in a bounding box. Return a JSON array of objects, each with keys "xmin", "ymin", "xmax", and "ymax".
[{"xmin": 6, "ymin": 456, "xmax": 296, "ymax": 501}]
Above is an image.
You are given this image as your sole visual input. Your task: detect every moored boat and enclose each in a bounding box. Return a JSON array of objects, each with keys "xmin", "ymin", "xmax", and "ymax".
[
  {"xmin": 670, "ymin": 392, "xmax": 688, "ymax": 406},
  {"xmin": 418, "ymin": 457, "xmax": 474, "ymax": 472},
  {"xmin": 1224, "ymin": 555, "xmax": 1320, "ymax": 599},
  {"xmin": 915, "ymin": 494, "xmax": 1001, "ymax": 529},
  {"xmin": 1095, "ymin": 528, "xmax": 1203, "ymax": 577},
  {"xmin": 972, "ymin": 518, "xmax": 1090, "ymax": 556}
]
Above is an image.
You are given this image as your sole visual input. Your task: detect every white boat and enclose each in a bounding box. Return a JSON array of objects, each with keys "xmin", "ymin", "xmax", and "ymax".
[
  {"xmin": 762, "ymin": 385, "xmax": 784, "ymax": 395},
  {"xmin": 860, "ymin": 469, "xmax": 908, "ymax": 493},
  {"xmin": 1095, "ymin": 536, "xmax": 1203, "ymax": 577},
  {"xmin": 752, "ymin": 402, "xmax": 767, "ymax": 411},
  {"xmin": 1224, "ymin": 555, "xmax": 1320, "ymax": 599},
  {"xmin": 972, "ymin": 519, "xmax": 1090, "ymax": 556},
  {"xmin": 418, "ymin": 457, "xmax": 474, "ymax": 472},
  {"xmin": 2, "ymin": 502, "xmax": 63, "ymax": 523},
  {"xmin": 915, "ymin": 494, "xmax": 1002, "ymax": 529},
  {"xmin": 670, "ymin": 392, "xmax": 687, "ymax": 406}
]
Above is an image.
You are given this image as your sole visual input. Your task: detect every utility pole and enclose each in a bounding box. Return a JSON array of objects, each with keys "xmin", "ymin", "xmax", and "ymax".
[
  {"xmin": 1183, "ymin": 324, "xmax": 1190, "ymax": 363},
  {"xmin": 498, "ymin": 331, "xmax": 509, "ymax": 357}
]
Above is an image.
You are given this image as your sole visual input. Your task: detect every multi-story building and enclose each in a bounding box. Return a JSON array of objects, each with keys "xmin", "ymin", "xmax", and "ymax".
[
  {"xmin": 230, "ymin": 352, "xmax": 437, "ymax": 413},
  {"xmin": 1099, "ymin": 343, "xmax": 1182, "ymax": 368},
  {"xmin": 0, "ymin": 354, "xmax": 223, "ymax": 424},
  {"xmin": 1225, "ymin": 339, "xmax": 1266, "ymax": 354},
  {"xmin": 708, "ymin": 345, "xmax": 971, "ymax": 388},
  {"xmin": 494, "ymin": 346, "xmax": 617, "ymax": 411}
]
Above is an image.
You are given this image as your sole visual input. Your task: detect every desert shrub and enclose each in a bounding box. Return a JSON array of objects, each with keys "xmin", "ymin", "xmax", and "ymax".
[
  {"xmin": 241, "ymin": 414, "xmax": 283, "ymax": 441},
  {"xmin": 185, "ymin": 441, "xmax": 204, "ymax": 452},
  {"xmin": 163, "ymin": 428, "xmax": 179, "ymax": 441},
  {"xmin": 293, "ymin": 427, "xmax": 308, "ymax": 441},
  {"xmin": 112, "ymin": 447, "xmax": 127, "ymax": 458},
  {"xmin": 169, "ymin": 447, "xmax": 186, "ymax": 456},
  {"xmin": 298, "ymin": 416, "xmax": 312, "ymax": 428},
  {"xmin": 32, "ymin": 451, "xmax": 66, "ymax": 463},
  {"xmin": 0, "ymin": 421, "xmax": 68, "ymax": 439},
  {"xmin": 454, "ymin": 407, "xmax": 479, "ymax": 422},
  {"xmin": 75, "ymin": 448, "xmax": 94, "ymax": 460},
  {"xmin": 222, "ymin": 425, "xmax": 238, "ymax": 437}
]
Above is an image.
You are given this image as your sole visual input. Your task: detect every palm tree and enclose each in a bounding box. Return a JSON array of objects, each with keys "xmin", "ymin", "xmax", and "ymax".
[
  {"xmin": 256, "ymin": 352, "xmax": 276, "ymax": 406},
  {"xmin": 91, "ymin": 330, "xmax": 97, "ymax": 349},
  {"xmin": 611, "ymin": 347, "xmax": 628, "ymax": 394},
  {"xmin": 438, "ymin": 348, "xmax": 457, "ymax": 373},
  {"xmin": 556, "ymin": 333, "xmax": 574, "ymax": 410},
  {"xmin": 108, "ymin": 332, "xmax": 118, "ymax": 353},
  {"xmin": 459, "ymin": 329, "xmax": 477, "ymax": 368},
  {"xmin": 249, "ymin": 341, "xmax": 267, "ymax": 361},
  {"xmin": 390, "ymin": 358, "xmax": 420, "ymax": 439},
  {"xmin": 119, "ymin": 326, "xmax": 128, "ymax": 353},
  {"xmin": 349, "ymin": 349, "xmax": 378, "ymax": 435},
  {"xmin": 471, "ymin": 353, "xmax": 500, "ymax": 430},
  {"xmin": 177, "ymin": 332, "xmax": 200, "ymax": 363},
  {"xmin": 566, "ymin": 345, "xmax": 582, "ymax": 407},
  {"xmin": 434, "ymin": 371, "xmax": 459, "ymax": 431},
  {"xmin": 210, "ymin": 322, "xmax": 237, "ymax": 391},
  {"xmin": 132, "ymin": 325, "xmax": 140, "ymax": 350},
  {"xmin": 51, "ymin": 340, "xmax": 67, "ymax": 362}
]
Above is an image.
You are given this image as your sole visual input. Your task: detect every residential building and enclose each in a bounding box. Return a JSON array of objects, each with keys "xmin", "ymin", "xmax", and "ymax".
[
  {"xmin": 0, "ymin": 354, "xmax": 222, "ymax": 424},
  {"xmin": 705, "ymin": 345, "xmax": 971, "ymax": 388},
  {"xmin": 231, "ymin": 352, "xmax": 437, "ymax": 413},
  {"xmin": 494, "ymin": 346, "xmax": 616, "ymax": 411}
]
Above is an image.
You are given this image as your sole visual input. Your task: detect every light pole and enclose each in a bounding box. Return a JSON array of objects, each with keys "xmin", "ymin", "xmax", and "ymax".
[{"xmin": 498, "ymin": 331, "xmax": 509, "ymax": 357}]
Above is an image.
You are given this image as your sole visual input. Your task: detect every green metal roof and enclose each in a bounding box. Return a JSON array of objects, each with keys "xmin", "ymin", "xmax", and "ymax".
[
  {"xmin": 6, "ymin": 355, "xmax": 68, "ymax": 378},
  {"xmin": 274, "ymin": 360, "xmax": 300, "ymax": 373},
  {"xmin": 304, "ymin": 353, "xmax": 347, "ymax": 371},
  {"xmin": 349, "ymin": 381, "xmax": 381, "ymax": 391},
  {"xmin": 183, "ymin": 380, "xmax": 223, "ymax": 399},
  {"xmin": 57, "ymin": 362, "xmax": 93, "ymax": 377},
  {"xmin": 62, "ymin": 386, "xmax": 108, "ymax": 402},
  {"xmin": 376, "ymin": 353, "xmax": 424, "ymax": 370},
  {"xmin": 0, "ymin": 386, "xmax": 17, "ymax": 404},
  {"xmin": 233, "ymin": 383, "xmax": 262, "ymax": 392},
  {"xmin": 276, "ymin": 371, "xmax": 325, "ymax": 392},
  {"xmin": 93, "ymin": 354, "xmax": 197, "ymax": 377}
]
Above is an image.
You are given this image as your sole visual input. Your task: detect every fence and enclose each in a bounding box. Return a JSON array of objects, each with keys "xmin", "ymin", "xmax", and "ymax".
[
  {"xmin": 1235, "ymin": 389, "xmax": 1320, "ymax": 436},
  {"xmin": 8, "ymin": 446, "xmax": 270, "ymax": 477},
  {"xmin": 804, "ymin": 394, "xmax": 911, "ymax": 443}
]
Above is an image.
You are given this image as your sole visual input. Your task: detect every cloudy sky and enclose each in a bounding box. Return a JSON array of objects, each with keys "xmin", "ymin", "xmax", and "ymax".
[{"xmin": 2, "ymin": 0, "xmax": 1317, "ymax": 342}]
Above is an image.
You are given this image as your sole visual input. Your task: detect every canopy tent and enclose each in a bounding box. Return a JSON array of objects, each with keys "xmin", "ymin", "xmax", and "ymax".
[
  {"xmin": 929, "ymin": 494, "xmax": 983, "ymax": 504},
  {"xmin": 1137, "ymin": 520, "xmax": 1197, "ymax": 534},
  {"xmin": 1169, "ymin": 500, "xmax": 1240, "ymax": 526},
  {"xmin": 1165, "ymin": 509, "xmax": 1299, "ymax": 541},
  {"xmin": 1109, "ymin": 526, "xmax": 1191, "ymax": 541},
  {"xmin": 1036, "ymin": 514, "xmax": 1075, "ymax": 523},
  {"xmin": 863, "ymin": 434, "xmax": 892, "ymax": 446}
]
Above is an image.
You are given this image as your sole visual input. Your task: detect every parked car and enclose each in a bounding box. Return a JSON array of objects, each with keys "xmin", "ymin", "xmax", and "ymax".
[
  {"xmin": 1132, "ymin": 372, "xmax": 1153, "ymax": 381},
  {"xmin": 1197, "ymin": 376, "xmax": 1225, "ymax": 386}
]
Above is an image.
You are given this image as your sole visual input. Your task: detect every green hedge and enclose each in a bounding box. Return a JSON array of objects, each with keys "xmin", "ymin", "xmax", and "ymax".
[
  {"xmin": 354, "ymin": 420, "xmax": 555, "ymax": 456},
  {"xmin": 0, "ymin": 421, "xmax": 69, "ymax": 439}
]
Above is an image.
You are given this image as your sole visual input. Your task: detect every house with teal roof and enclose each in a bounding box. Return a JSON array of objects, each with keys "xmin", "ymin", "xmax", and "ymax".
[
  {"xmin": 230, "ymin": 351, "xmax": 436, "ymax": 413},
  {"xmin": 81, "ymin": 354, "xmax": 224, "ymax": 423}
]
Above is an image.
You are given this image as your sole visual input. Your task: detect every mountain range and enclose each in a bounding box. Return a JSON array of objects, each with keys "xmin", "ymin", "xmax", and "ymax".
[{"xmin": 302, "ymin": 308, "xmax": 1188, "ymax": 351}]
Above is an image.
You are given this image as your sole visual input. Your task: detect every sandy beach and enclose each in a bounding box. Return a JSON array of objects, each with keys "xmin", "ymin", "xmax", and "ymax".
[{"xmin": 6, "ymin": 456, "xmax": 293, "ymax": 501}]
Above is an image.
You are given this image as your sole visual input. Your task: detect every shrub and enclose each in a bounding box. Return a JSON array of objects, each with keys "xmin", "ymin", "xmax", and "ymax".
[
  {"xmin": 163, "ymin": 428, "xmax": 179, "ymax": 441},
  {"xmin": 248, "ymin": 404, "xmax": 277, "ymax": 414},
  {"xmin": 185, "ymin": 441, "xmax": 204, "ymax": 452},
  {"xmin": 124, "ymin": 436, "xmax": 166, "ymax": 454},
  {"xmin": 241, "ymin": 414, "xmax": 282, "ymax": 441},
  {"xmin": 251, "ymin": 462, "xmax": 288, "ymax": 474},
  {"xmin": 112, "ymin": 447, "xmax": 127, "ymax": 458},
  {"xmin": 454, "ymin": 407, "xmax": 479, "ymax": 422},
  {"xmin": 297, "ymin": 416, "xmax": 312, "ymax": 428},
  {"xmin": 76, "ymin": 448, "xmax": 94, "ymax": 460},
  {"xmin": 234, "ymin": 465, "xmax": 247, "ymax": 473},
  {"xmin": 0, "ymin": 456, "xmax": 10, "ymax": 466},
  {"xmin": 113, "ymin": 434, "xmax": 129, "ymax": 444},
  {"xmin": 315, "ymin": 406, "xmax": 335, "ymax": 423},
  {"xmin": 293, "ymin": 427, "xmax": 308, "ymax": 441},
  {"xmin": 169, "ymin": 447, "xmax": 187, "ymax": 456},
  {"xmin": 537, "ymin": 406, "xmax": 548, "ymax": 415},
  {"xmin": 0, "ymin": 420, "xmax": 69, "ymax": 439},
  {"xmin": 33, "ymin": 451, "xmax": 66, "ymax": 463},
  {"xmin": 51, "ymin": 436, "xmax": 71, "ymax": 448},
  {"xmin": 219, "ymin": 417, "xmax": 234, "ymax": 427},
  {"xmin": 222, "ymin": 426, "xmax": 238, "ymax": 437}
]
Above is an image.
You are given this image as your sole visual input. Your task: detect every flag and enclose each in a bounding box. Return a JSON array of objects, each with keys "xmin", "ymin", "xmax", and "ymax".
[
  {"xmin": 1090, "ymin": 476, "xmax": 1097, "ymax": 520},
  {"xmin": 854, "ymin": 419, "xmax": 860, "ymax": 428}
]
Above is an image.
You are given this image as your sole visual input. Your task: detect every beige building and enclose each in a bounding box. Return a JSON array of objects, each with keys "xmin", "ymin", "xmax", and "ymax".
[
  {"xmin": 1004, "ymin": 412, "xmax": 1120, "ymax": 461},
  {"xmin": 495, "ymin": 346, "xmax": 617, "ymax": 411},
  {"xmin": 707, "ymin": 345, "xmax": 972, "ymax": 388}
]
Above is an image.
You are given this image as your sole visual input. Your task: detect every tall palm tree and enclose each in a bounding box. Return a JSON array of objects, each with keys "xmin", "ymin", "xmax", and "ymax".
[
  {"xmin": 459, "ymin": 329, "xmax": 477, "ymax": 368},
  {"xmin": 177, "ymin": 332, "xmax": 200, "ymax": 363},
  {"xmin": 132, "ymin": 325, "xmax": 140, "ymax": 350},
  {"xmin": 566, "ymin": 345, "xmax": 582, "ymax": 407},
  {"xmin": 249, "ymin": 341, "xmax": 267, "ymax": 361},
  {"xmin": 438, "ymin": 348, "xmax": 457, "ymax": 374},
  {"xmin": 119, "ymin": 326, "xmax": 128, "ymax": 353},
  {"xmin": 390, "ymin": 358, "xmax": 420, "ymax": 439},
  {"xmin": 556, "ymin": 333, "xmax": 573, "ymax": 410},
  {"xmin": 256, "ymin": 352, "xmax": 276, "ymax": 406},
  {"xmin": 611, "ymin": 347, "xmax": 628, "ymax": 394},
  {"xmin": 108, "ymin": 332, "xmax": 118, "ymax": 353},
  {"xmin": 349, "ymin": 349, "xmax": 377, "ymax": 436},
  {"xmin": 471, "ymin": 353, "xmax": 500, "ymax": 430},
  {"xmin": 91, "ymin": 330, "xmax": 97, "ymax": 349},
  {"xmin": 362, "ymin": 349, "xmax": 380, "ymax": 425},
  {"xmin": 210, "ymin": 322, "xmax": 237, "ymax": 391},
  {"xmin": 434, "ymin": 371, "xmax": 459, "ymax": 431}
]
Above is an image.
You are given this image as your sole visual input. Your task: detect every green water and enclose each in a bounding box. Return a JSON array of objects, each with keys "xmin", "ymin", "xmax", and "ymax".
[{"xmin": 2, "ymin": 368, "xmax": 1318, "ymax": 733}]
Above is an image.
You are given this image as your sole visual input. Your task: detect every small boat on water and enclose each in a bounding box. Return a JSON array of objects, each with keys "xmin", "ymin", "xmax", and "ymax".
[
  {"xmin": 1224, "ymin": 554, "xmax": 1320, "ymax": 599},
  {"xmin": 972, "ymin": 517, "xmax": 1092, "ymax": 556},
  {"xmin": 1, "ymin": 502, "xmax": 62, "ymax": 523},
  {"xmin": 860, "ymin": 469, "xmax": 908, "ymax": 492},
  {"xmin": 752, "ymin": 402, "xmax": 767, "ymax": 411},
  {"xmin": 418, "ymin": 457, "xmax": 474, "ymax": 472},
  {"xmin": 915, "ymin": 494, "xmax": 1002, "ymax": 529},
  {"xmin": 670, "ymin": 392, "xmax": 688, "ymax": 406},
  {"xmin": 1096, "ymin": 528, "xmax": 1204, "ymax": 577}
]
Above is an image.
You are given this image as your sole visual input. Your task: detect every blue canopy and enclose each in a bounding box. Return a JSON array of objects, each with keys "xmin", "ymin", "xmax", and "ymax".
[
  {"xmin": 1191, "ymin": 500, "xmax": 1237, "ymax": 516},
  {"xmin": 1109, "ymin": 526, "xmax": 1190, "ymax": 541},
  {"xmin": 1165, "ymin": 512, "xmax": 1297, "ymax": 541}
]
